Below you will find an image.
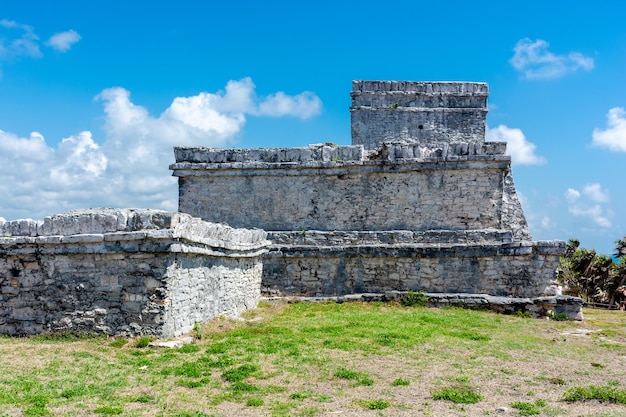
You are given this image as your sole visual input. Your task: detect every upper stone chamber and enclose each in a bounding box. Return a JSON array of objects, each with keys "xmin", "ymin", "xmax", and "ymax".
[{"xmin": 350, "ymin": 81, "xmax": 488, "ymax": 149}]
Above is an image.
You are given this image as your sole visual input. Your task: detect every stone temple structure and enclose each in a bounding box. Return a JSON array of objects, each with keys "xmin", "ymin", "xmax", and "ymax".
[
  {"xmin": 171, "ymin": 81, "xmax": 567, "ymax": 300},
  {"xmin": 1, "ymin": 81, "xmax": 581, "ymax": 337}
]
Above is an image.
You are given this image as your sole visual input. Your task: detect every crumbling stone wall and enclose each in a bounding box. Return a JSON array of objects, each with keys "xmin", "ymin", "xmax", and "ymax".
[
  {"xmin": 0, "ymin": 209, "xmax": 269, "ymax": 337},
  {"xmin": 263, "ymin": 239, "xmax": 563, "ymax": 297},
  {"xmin": 175, "ymin": 143, "xmax": 512, "ymax": 233}
]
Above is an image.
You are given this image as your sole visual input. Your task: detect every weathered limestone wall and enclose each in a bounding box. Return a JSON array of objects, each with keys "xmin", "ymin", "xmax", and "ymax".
[
  {"xmin": 262, "ymin": 239, "xmax": 564, "ymax": 297},
  {"xmin": 173, "ymin": 141, "xmax": 528, "ymax": 238},
  {"xmin": 350, "ymin": 81, "xmax": 488, "ymax": 149},
  {"xmin": 0, "ymin": 209, "xmax": 269, "ymax": 337}
]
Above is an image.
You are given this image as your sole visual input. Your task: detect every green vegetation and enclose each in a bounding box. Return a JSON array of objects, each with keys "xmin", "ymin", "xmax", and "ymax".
[
  {"xmin": 354, "ymin": 398, "xmax": 390, "ymax": 409},
  {"xmin": 0, "ymin": 302, "xmax": 625, "ymax": 416},
  {"xmin": 510, "ymin": 399, "xmax": 548, "ymax": 415},
  {"xmin": 563, "ymin": 385, "xmax": 626, "ymax": 404},
  {"xmin": 333, "ymin": 367, "xmax": 373, "ymax": 386},
  {"xmin": 399, "ymin": 289, "xmax": 428, "ymax": 307},
  {"xmin": 432, "ymin": 386, "xmax": 483, "ymax": 404},
  {"xmin": 135, "ymin": 335, "xmax": 154, "ymax": 348},
  {"xmin": 559, "ymin": 237, "xmax": 626, "ymax": 305},
  {"xmin": 392, "ymin": 378, "xmax": 410, "ymax": 386}
]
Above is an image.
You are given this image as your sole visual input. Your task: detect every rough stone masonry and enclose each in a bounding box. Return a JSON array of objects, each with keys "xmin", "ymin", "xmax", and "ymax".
[
  {"xmin": 0, "ymin": 209, "xmax": 269, "ymax": 337},
  {"xmin": 171, "ymin": 81, "xmax": 570, "ymax": 307}
]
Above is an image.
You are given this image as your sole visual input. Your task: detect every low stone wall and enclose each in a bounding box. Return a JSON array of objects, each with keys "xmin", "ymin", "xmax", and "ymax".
[
  {"xmin": 0, "ymin": 209, "xmax": 269, "ymax": 337},
  {"xmin": 270, "ymin": 292, "xmax": 583, "ymax": 321},
  {"xmin": 262, "ymin": 239, "xmax": 565, "ymax": 298}
]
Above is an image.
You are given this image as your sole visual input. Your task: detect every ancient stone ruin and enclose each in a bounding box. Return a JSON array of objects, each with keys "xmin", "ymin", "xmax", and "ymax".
[
  {"xmin": 171, "ymin": 81, "xmax": 568, "ymax": 301},
  {"xmin": 1, "ymin": 81, "xmax": 583, "ymax": 337},
  {"xmin": 172, "ymin": 80, "xmax": 583, "ymax": 319},
  {"xmin": 0, "ymin": 209, "xmax": 269, "ymax": 337}
]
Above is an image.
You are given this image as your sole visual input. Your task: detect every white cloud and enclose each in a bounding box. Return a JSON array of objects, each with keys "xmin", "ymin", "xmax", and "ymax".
[
  {"xmin": 569, "ymin": 205, "xmax": 612, "ymax": 228},
  {"xmin": 565, "ymin": 188, "xmax": 580, "ymax": 203},
  {"xmin": 566, "ymin": 183, "xmax": 612, "ymax": 228},
  {"xmin": 592, "ymin": 107, "xmax": 626, "ymax": 152},
  {"xmin": 0, "ymin": 78, "xmax": 322, "ymax": 221},
  {"xmin": 540, "ymin": 216, "xmax": 552, "ymax": 229},
  {"xmin": 510, "ymin": 38, "xmax": 594, "ymax": 79},
  {"xmin": 0, "ymin": 19, "xmax": 41, "ymax": 60},
  {"xmin": 256, "ymin": 91, "xmax": 322, "ymax": 119},
  {"xmin": 486, "ymin": 125, "xmax": 546, "ymax": 165},
  {"xmin": 45, "ymin": 29, "xmax": 81, "ymax": 52},
  {"xmin": 582, "ymin": 183, "xmax": 609, "ymax": 203}
]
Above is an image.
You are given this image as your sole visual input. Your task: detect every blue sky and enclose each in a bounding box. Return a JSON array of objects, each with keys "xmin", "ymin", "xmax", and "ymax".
[{"xmin": 1, "ymin": 0, "xmax": 624, "ymax": 255}]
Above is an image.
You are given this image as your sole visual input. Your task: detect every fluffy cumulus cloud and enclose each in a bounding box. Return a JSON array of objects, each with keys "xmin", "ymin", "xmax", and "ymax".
[
  {"xmin": 45, "ymin": 29, "xmax": 81, "ymax": 52},
  {"xmin": 486, "ymin": 125, "xmax": 546, "ymax": 165},
  {"xmin": 256, "ymin": 91, "xmax": 322, "ymax": 119},
  {"xmin": 592, "ymin": 107, "xmax": 626, "ymax": 152},
  {"xmin": 565, "ymin": 183, "xmax": 612, "ymax": 228},
  {"xmin": 510, "ymin": 38, "xmax": 594, "ymax": 79},
  {"xmin": 0, "ymin": 78, "xmax": 322, "ymax": 220}
]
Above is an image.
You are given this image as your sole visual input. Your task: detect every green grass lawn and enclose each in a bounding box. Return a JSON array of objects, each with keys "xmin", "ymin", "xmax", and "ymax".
[{"xmin": 1, "ymin": 301, "xmax": 626, "ymax": 416}]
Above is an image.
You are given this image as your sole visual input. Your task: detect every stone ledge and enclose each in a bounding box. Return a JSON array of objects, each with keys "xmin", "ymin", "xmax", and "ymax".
[
  {"xmin": 351, "ymin": 81, "xmax": 489, "ymax": 95},
  {"xmin": 174, "ymin": 144, "xmax": 364, "ymax": 164},
  {"xmin": 268, "ymin": 229, "xmax": 514, "ymax": 246},
  {"xmin": 172, "ymin": 141, "xmax": 507, "ymax": 167},
  {"xmin": 170, "ymin": 155, "xmax": 512, "ymax": 177},
  {"xmin": 0, "ymin": 209, "xmax": 270, "ymax": 256},
  {"xmin": 350, "ymin": 106, "xmax": 489, "ymax": 113},
  {"xmin": 267, "ymin": 240, "xmax": 566, "ymax": 258},
  {"xmin": 261, "ymin": 292, "xmax": 583, "ymax": 321}
]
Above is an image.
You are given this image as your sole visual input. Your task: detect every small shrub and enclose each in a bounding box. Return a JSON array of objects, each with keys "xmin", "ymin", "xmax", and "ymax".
[
  {"xmin": 357, "ymin": 376, "xmax": 374, "ymax": 386},
  {"xmin": 550, "ymin": 311, "xmax": 569, "ymax": 321},
  {"xmin": 514, "ymin": 310, "xmax": 533, "ymax": 318},
  {"xmin": 511, "ymin": 401, "xmax": 540, "ymax": 415},
  {"xmin": 231, "ymin": 381, "xmax": 259, "ymax": 392},
  {"xmin": 334, "ymin": 367, "xmax": 361, "ymax": 380},
  {"xmin": 400, "ymin": 290, "xmax": 428, "ymax": 307},
  {"xmin": 131, "ymin": 394, "xmax": 153, "ymax": 403},
  {"xmin": 355, "ymin": 399, "xmax": 390, "ymax": 410},
  {"xmin": 334, "ymin": 367, "xmax": 373, "ymax": 386},
  {"xmin": 94, "ymin": 406, "xmax": 123, "ymax": 415},
  {"xmin": 246, "ymin": 398, "xmax": 264, "ymax": 407},
  {"xmin": 510, "ymin": 399, "xmax": 547, "ymax": 415},
  {"xmin": 109, "ymin": 338, "xmax": 128, "ymax": 348},
  {"xmin": 392, "ymin": 378, "xmax": 410, "ymax": 386},
  {"xmin": 548, "ymin": 377, "xmax": 566, "ymax": 385},
  {"xmin": 222, "ymin": 364, "xmax": 258, "ymax": 382},
  {"xmin": 290, "ymin": 391, "xmax": 312, "ymax": 400},
  {"xmin": 432, "ymin": 387, "xmax": 482, "ymax": 404},
  {"xmin": 562, "ymin": 385, "xmax": 626, "ymax": 404},
  {"xmin": 135, "ymin": 336, "xmax": 154, "ymax": 348}
]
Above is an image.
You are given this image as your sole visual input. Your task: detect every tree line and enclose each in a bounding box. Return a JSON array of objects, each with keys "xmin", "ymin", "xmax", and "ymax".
[{"xmin": 558, "ymin": 236, "xmax": 626, "ymax": 307}]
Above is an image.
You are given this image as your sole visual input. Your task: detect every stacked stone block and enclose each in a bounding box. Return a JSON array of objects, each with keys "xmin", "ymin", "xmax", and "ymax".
[{"xmin": 0, "ymin": 209, "xmax": 269, "ymax": 337}]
